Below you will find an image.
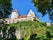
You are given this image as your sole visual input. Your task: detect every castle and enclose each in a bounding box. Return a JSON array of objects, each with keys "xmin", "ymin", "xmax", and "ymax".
[
  {"xmin": 0, "ymin": 9, "xmax": 51, "ymax": 26},
  {"xmin": 0, "ymin": 9, "xmax": 40, "ymax": 24}
]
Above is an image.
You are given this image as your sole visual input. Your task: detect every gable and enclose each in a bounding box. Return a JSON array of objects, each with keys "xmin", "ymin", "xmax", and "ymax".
[{"xmin": 27, "ymin": 9, "xmax": 35, "ymax": 17}]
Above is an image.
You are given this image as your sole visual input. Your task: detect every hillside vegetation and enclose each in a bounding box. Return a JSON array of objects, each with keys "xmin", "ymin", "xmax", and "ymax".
[{"xmin": 1, "ymin": 19, "xmax": 53, "ymax": 40}]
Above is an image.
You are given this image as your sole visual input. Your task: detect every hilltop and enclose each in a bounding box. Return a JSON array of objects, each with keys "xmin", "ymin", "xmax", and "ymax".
[
  {"xmin": 0, "ymin": 9, "xmax": 52, "ymax": 40},
  {"xmin": 1, "ymin": 18, "xmax": 52, "ymax": 40}
]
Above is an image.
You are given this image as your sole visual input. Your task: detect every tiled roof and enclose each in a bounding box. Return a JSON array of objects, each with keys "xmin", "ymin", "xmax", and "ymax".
[{"xmin": 18, "ymin": 15, "xmax": 27, "ymax": 18}]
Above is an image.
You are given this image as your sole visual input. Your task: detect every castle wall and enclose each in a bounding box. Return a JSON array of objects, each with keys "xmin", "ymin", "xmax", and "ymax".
[
  {"xmin": 4, "ymin": 16, "xmax": 34, "ymax": 24},
  {"xmin": 0, "ymin": 9, "xmax": 40, "ymax": 24}
]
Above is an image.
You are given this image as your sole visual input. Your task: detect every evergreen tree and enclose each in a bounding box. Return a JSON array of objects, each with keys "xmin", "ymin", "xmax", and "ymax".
[{"xmin": 0, "ymin": 0, "xmax": 12, "ymax": 18}]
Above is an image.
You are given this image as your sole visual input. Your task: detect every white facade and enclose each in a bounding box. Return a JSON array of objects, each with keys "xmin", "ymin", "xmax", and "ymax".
[
  {"xmin": 27, "ymin": 9, "xmax": 35, "ymax": 17},
  {"xmin": 11, "ymin": 10, "xmax": 18, "ymax": 19},
  {"xmin": 46, "ymin": 22, "xmax": 51, "ymax": 26},
  {"xmin": 2, "ymin": 9, "xmax": 40, "ymax": 24}
]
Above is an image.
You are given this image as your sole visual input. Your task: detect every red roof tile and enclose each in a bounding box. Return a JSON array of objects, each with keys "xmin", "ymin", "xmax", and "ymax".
[{"xmin": 18, "ymin": 15, "xmax": 27, "ymax": 18}]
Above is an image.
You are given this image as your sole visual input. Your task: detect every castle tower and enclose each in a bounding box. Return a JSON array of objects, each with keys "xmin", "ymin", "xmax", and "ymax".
[
  {"xmin": 27, "ymin": 9, "xmax": 35, "ymax": 17},
  {"xmin": 27, "ymin": 9, "xmax": 40, "ymax": 21},
  {"xmin": 11, "ymin": 9, "xmax": 19, "ymax": 18}
]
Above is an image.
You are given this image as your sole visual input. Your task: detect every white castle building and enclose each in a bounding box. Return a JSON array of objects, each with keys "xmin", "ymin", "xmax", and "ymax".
[
  {"xmin": 1, "ymin": 9, "xmax": 40, "ymax": 24},
  {"xmin": 0, "ymin": 9, "xmax": 51, "ymax": 26}
]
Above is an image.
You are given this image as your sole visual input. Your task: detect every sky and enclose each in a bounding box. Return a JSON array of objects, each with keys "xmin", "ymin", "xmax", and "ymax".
[{"xmin": 12, "ymin": 0, "xmax": 50, "ymax": 22}]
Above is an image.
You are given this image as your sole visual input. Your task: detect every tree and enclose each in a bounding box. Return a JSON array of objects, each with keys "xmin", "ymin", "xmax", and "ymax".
[
  {"xmin": 32, "ymin": 0, "xmax": 52, "ymax": 16},
  {"xmin": 32, "ymin": 0, "xmax": 53, "ymax": 23},
  {"xmin": 0, "ymin": 0, "xmax": 12, "ymax": 39},
  {"xmin": 0, "ymin": 0, "xmax": 12, "ymax": 18}
]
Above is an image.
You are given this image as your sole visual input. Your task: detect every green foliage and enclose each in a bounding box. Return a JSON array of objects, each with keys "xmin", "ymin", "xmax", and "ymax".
[
  {"xmin": 32, "ymin": 0, "xmax": 51, "ymax": 16},
  {"xmin": 1, "ymin": 20, "xmax": 53, "ymax": 40},
  {"xmin": 0, "ymin": 0, "xmax": 12, "ymax": 18}
]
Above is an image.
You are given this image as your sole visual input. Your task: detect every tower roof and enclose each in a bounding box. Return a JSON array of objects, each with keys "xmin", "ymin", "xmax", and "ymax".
[{"xmin": 13, "ymin": 9, "xmax": 18, "ymax": 13}]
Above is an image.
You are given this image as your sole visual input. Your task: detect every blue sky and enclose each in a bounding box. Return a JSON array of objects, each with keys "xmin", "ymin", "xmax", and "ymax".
[{"xmin": 12, "ymin": 0, "xmax": 50, "ymax": 22}]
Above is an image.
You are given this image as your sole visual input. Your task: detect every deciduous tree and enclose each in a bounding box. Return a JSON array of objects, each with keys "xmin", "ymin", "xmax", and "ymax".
[{"xmin": 32, "ymin": 0, "xmax": 53, "ymax": 23}]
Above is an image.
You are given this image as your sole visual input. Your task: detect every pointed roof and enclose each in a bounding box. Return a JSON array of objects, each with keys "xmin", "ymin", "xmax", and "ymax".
[
  {"xmin": 28, "ymin": 9, "xmax": 39, "ymax": 18},
  {"xmin": 29, "ymin": 9, "xmax": 33, "ymax": 13},
  {"xmin": 13, "ymin": 9, "xmax": 18, "ymax": 13},
  {"xmin": 28, "ymin": 9, "xmax": 35, "ymax": 15},
  {"xmin": 27, "ymin": 9, "xmax": 35, "ymax": 16},
  {"xmin": 12, "ymin": 9, "xmax": 20, "ymax": 16}
]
